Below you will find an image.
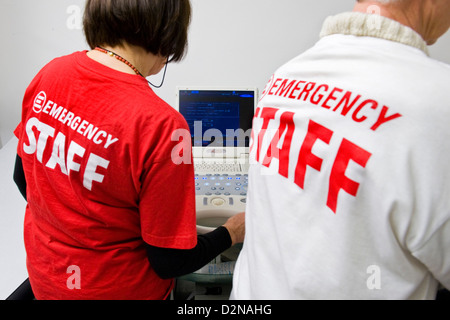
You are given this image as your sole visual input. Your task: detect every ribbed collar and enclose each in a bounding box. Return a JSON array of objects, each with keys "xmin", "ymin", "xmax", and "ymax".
[{"xmin": 320, "ymin": 12, "xmax": 429, "ymax": 56}]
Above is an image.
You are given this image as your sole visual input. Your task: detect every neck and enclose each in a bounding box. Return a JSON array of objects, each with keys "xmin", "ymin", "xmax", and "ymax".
[
  {"xmin": 87, "ymin": 43, "xmax": 162, "ymax": 77},
  {"xmin": 352, "ymin": 0, "xmax": 434, "ymax": 45}
]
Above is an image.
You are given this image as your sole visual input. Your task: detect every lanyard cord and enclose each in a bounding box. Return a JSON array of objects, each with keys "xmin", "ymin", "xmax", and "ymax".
[{"xmin": 95, "ymin": 46, "xmax": 168, "ymax": 88}]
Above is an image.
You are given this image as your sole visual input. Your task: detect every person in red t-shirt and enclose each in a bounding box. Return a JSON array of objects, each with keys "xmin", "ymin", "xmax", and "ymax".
[{"xmin": 13, "ymin": 0, "xmax": 245, "ymax": 300}]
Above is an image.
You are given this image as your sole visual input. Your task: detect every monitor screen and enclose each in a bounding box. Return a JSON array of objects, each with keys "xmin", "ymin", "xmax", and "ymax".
[{"xmin": 177, "ymin": 89, "xmax": 256, "ymax": 147}]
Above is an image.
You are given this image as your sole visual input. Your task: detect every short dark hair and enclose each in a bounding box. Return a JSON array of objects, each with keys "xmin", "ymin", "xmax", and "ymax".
[{"xmin": 83, "ymin": 0, "xmax": 191, "ymax": 62}]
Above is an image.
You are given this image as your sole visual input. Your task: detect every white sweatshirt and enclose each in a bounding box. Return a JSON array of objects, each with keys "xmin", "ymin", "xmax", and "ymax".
[{"xmin": 231, "ymin": 12, "xmax": 450, "ymax": 300}]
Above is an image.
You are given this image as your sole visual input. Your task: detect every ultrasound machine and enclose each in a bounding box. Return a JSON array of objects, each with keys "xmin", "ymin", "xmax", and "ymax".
[
  {"xmin": 173, "ymin": 87, "xmax": 257, "ymax": 299},
  {"xmin": 176, "ymin": 87, "xmax": 257, "ymax": 233}
]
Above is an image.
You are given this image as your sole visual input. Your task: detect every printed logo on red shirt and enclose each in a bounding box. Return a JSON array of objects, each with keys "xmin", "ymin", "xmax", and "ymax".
[
  {"xmin": 33, "ymin": 91, "xmax": 47, "ymax": 114},
  {"xmin": 23, "ymin": 91, "xmax": 120, "ymax": 191}
]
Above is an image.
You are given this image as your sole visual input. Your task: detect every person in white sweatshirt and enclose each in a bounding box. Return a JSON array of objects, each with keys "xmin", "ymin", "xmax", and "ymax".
[{"xmin": 231, "ymin": 0, "xmax": 450, "ymax": 300}]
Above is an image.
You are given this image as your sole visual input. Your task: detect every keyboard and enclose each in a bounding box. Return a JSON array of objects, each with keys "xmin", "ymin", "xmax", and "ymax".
[{"xmin": 194, "ymin": 162, "xmax": 242, "ymax": 173}]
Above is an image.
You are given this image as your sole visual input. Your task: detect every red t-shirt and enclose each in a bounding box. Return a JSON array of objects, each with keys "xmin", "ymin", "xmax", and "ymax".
[{"xmin": 14, "ymin": 51, "xmax": 197, "ymax": 300}]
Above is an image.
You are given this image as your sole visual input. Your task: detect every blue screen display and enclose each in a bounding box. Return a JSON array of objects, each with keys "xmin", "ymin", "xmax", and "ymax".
[{"xmin": 179, "ymin": 90, "xmax": 255, "ymax": 147}]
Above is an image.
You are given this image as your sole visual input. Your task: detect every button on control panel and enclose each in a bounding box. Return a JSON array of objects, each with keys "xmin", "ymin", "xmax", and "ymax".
[{"xmin": 195, "ymin": 173, "xmax": 248, "ymax": 197}]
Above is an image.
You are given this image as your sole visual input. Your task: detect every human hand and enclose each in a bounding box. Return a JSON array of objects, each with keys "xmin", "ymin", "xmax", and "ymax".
[{"xmin": 223, "ymin": 212, "xmax": 245, "ymax": 246}]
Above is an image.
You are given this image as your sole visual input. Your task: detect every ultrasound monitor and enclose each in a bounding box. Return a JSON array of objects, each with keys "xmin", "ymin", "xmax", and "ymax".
[{"xmin": 176, "ymin": 87, "xmax": 257, "ymax": 153}]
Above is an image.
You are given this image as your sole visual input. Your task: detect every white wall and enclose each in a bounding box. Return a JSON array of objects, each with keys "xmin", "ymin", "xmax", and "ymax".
[
  {"xmin": 0, "ymin": 0, "xmax": 449, "ymax": 299},
  {"xmin": 2, "ymin": 0, "xmax": 450, "ymax": 149},
  {"xmin": 0, "ymin": 137, "xmax": 27, "ymax": 299}
]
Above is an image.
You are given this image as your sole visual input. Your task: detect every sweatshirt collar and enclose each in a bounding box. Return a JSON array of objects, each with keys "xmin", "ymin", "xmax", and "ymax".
[{"xmin": 320, "ymin": 12, "xmax": 429, "ymax": 56}]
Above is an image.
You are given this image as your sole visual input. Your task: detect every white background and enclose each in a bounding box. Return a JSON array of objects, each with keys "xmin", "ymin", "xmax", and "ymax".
[{"xmin": 0, "ymin": 0, "xmax": 449, "ymax": 299}]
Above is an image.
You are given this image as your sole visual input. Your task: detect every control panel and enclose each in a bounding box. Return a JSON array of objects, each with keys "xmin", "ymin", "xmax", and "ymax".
[{"xmin": 195, "ymin": 174, "xmax": 247, "ymax": 234}]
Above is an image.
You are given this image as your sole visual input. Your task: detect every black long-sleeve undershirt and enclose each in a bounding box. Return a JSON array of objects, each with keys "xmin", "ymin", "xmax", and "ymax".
[
  {"xmin": 13, "ymin": 155, "xmax": 27, "ymax": 199},
  {"xmin": 146, "ymin": 227, "xmax": 231, "ymax": 279},
  {"xmin": 13, "ymin": 154, "xmax": 232, "ymax": 279}
]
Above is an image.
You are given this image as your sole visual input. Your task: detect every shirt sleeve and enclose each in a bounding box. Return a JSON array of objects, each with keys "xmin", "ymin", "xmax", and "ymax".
[
  {"xmin": 139, "ymin": 158, "xmax": 197, "ymax": 249},
  {"xmin": 412, "ymin": 218, "xmax": 450, "ymax": 289},
  {"xmin": 137, "ymin": 109, "xmax": 197, "ymax": 250}
]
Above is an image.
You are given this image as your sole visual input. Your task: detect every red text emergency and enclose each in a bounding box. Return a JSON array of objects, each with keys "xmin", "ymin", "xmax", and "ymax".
[{"xmin": 250, "ymin": 107, "xmax": 373, "ymax": 213}]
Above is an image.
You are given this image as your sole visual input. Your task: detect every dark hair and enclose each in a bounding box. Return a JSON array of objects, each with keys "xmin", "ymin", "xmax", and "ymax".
[{"xmin": 83, "ymin": 0, "xmax": 191, "ymax": 62}]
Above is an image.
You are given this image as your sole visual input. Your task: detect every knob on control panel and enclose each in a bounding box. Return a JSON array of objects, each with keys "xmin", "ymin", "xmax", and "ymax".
[{"xmin": 211, "ymin": 198, "xmax": 226, "ymax": 206}]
